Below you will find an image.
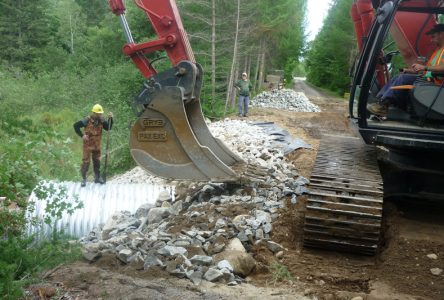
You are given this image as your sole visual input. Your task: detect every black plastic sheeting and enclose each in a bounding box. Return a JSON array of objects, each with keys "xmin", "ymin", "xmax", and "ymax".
[{"xmin": 252, "ymin": 122, "xmax": 312, "ymax": 154}]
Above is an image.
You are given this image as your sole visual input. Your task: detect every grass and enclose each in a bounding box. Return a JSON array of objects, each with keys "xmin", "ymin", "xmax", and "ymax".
[{"xmin": 269, "ymin": 262, "xmax": 293, "ymax": 285}]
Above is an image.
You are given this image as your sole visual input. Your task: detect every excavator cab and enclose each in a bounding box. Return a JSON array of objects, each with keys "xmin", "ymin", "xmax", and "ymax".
[
  {"xmin": 108, "ymin": 0, "xmax": 246, "ymax": 181},
  {"xmin": 349, "ymin": 0, "xmax": 444, "ymax": 199}
]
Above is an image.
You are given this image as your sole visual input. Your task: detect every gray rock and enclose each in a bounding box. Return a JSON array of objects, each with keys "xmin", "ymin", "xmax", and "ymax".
[
  {"xmin": 283, "ymin": 188, "xmax": 294, "ymax": 196},
  {"xmin": 255, "ymin": 229, "xmax": 264, "ymax": 240},
  {"xmin": 157, "ymin": 245, "xmax": 188, "ymax": 257},
  {"xmin": 101, "ymin": 211, "xmax": 132, "ymax": 240},
  {"xmin": 232, "ymin": 215, "xmax": 250, "ymax": 230},
  {"xmin": 295, "ymin": 176, "xmax": 310, "ymax": 185},
  {"xmin": 214, "ymin": 250, "xmax": 256, "ymax": 277},
  {"xmin": 189, "ymin": 271, "xmax": 203, "ymax": 285},
  {"xmin": 203, "ymin": 268, "xmax": 224, "ymax": 282},
  {"xmin": 212, "ymin": 242, "xmax": 225, "ymax": 254},
  {"xmin": 202, "ymin": 184, "xmax": 216, "ymax": 194},
  {"xmin": 267, "ymin": 241, "xmax": 284, "ymax": 253},
  {"xmin": 82, "ymin": 248, "xmax": 101, "ymax": 262},
  {"xmin": 135, "ymin": 203, "xmax": 155, "ymax": 219},
  {"xmin": 291, "ymin": 194, "xmax": 297, "ymax": 204},
  {"xmin": 217, "ymin": 260, "xmax": 234, "ymax": 272},
  {"xmin": 430, "ymin": 268, "xmax": 443, "ymax": 276},
  {"xmin": 263, "ymin": 222, "xmax": 273, "ymax": 234},
  {"xmin": 190, "ymin": 255, "xmax": 213, "ymax": 266},
  {"xmin": 174, "ymin": 240, "xmax": 191, "ymax": 247},
  {"xmin": 225, "ymin": 238, "xmax": 246, "ymax": 252},
  {"xmin": 117, "ymin": 249, "xmax": 133, "ymax": 264},
  {"xmin": 161, "ymin": 201, "xmax": 171, "ymax": 208},
  {"xmin": 157, "ymin": 190, "xmax": 172, "ymax": 202},
  {"xmin": 171, "ymin": 200, "xmax": 183, "ymax": 215},
  {"xmin": 237, "ymin": 230, "xmax": 249, "ymax": 242},
  {"xmin": 199, "ymin": 231, "xmax": 213, "ymax": 238},
  {"xmin": 427, "ymin": 253, "xmax": 438, "ymax": 260},
  {"xmin": 210, "ymin": 196, "xmax": 221, "ymax": 204},
  {"xmin": 215, "ymin": 218, "xmax": 226, "ymax": 228},
  {"xmin": 128, "ymin": 252, "xmax": 144, "ymax": 265},
  {"xmin": 148, "ymin": 207, "xmax": 171, "ymax": 224},
  {"xmin": 183, "ymin": 230, "xmax": 197, "ymax": 238},
  {"xmin": 294, "ymin": 185, "xmax": 309, "ymax": 195}
]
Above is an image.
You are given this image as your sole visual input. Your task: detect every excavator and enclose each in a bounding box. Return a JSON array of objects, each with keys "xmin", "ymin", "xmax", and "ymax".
[
  {"xmin": 108, "ymin": 0, "xmax": 443, "ymax": 255},
  {"xmin": 304, "ymin": 0, "xmax": 444, "ymax": 255},
  {"xmin": 107, "ymin": 0, "xmax": 253, "ymax": 182}
]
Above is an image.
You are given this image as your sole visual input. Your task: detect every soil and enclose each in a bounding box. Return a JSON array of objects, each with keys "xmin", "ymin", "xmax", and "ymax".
[{"xmin": 27, "ymin": 79, "xmax": 444, "ymax": 300}]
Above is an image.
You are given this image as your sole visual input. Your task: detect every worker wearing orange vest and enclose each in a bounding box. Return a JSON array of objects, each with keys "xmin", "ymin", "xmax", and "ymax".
[
  {"xmin": 368, "ymin": 23, "xmax": 444, "ymax": 116},
  {"xmin": 74, "ymin": 104, "xmax": 113, "ymax": 187}
]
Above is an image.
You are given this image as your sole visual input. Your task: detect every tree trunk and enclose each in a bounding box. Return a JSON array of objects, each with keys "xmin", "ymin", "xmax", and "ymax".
[
  {"xmin": 246, "ymin": 55, "xmax": 251, "ymax": 80},
  {"xmin": 257, "ymin": 38, "xmax": 266, "ymax": 92},
  {"xmin": 211, "ymin": 0, "xmax": 216, "ymax": 109},
  {"xmin": 253, "ymin": 48, "xmax": 260, "ymax": 94},
  {"xmin": 231, "ymin": 59, "xmax": 240, "ymax": 108},
  {"xmin": 224, "ymin": 0, "xmax": 241, "ymax": 115}
]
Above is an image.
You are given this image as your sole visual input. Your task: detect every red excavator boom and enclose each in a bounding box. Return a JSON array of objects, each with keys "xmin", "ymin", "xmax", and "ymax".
[
  {"xmin": 109, "ymin": 0, "xmax": 195, "ymax": 78},
  {"xmin": 108, "ymin": 0, "xmax": 245, "ymax": 182}
]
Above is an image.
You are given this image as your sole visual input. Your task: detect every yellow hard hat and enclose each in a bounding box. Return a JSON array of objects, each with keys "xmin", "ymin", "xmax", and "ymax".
[{"xmin": 91, "ymin": 104, "xmax": 104, "ymax": 114}]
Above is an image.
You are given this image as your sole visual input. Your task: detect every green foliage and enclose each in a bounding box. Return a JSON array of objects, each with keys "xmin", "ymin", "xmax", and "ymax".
[
  {"xmin": 0, "ymin": 235, "xmax": 82, "ymax": 299},
  {"xmin": 284, "ymin": 58, "xmax": 298, "ymax": 86},
  {"xmin": 269, "ymin": 262, "xmax": 293, "ymax": 284},
  {"xmin": 305, "ymin": 0, "xmax": 355, "ymax": 95},
  {"xmin": 33, "ymin": 182, "xmax": 83, "ymax": 226},
  {"xmin": 0, "ymin": 0, "xmax": 59, "ymax": 70}
]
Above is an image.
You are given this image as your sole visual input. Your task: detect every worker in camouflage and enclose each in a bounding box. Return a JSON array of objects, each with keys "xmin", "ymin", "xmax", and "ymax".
[{"xmin": 74, "ymin": 104, "xmax": 113, "ymax": 187}]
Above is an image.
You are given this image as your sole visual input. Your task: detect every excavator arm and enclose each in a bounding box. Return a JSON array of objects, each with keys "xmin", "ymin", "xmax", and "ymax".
[{"xmin": 108, "ymin": 0, "xmax": 243, "ymax": 181}]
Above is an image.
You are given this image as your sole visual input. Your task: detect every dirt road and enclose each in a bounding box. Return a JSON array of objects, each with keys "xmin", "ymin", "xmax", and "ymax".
[{"xmin": 36, "ymin": 79, "xmax": 443, "ymax": 300}]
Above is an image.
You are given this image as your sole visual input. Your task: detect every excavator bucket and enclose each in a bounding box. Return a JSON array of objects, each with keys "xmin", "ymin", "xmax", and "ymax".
[{"xmin": 130, "ymin": 86, "xmax": 241, "ymax": 181}]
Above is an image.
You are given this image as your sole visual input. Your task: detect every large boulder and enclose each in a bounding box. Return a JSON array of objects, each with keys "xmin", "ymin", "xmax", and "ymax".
[
  {"xmin": 135, "ymin": 203, "xmax": 155, "ymax": 219},
  {"xmin": 147, "ymin": 207, "xmax": 171, "ymax": 224},
  {"xmin": 214, "ymin": 238, "xmax": 256, "ymax": 277}
]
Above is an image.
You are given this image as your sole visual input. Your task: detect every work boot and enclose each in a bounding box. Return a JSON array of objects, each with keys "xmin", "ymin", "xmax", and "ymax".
[
  {"xmin": 80, "ymin": 163, "xmax": 88, "ymax": 187},
  {"xmin": 94, "ymin": 174, "xmax": 105, "ymax": 184},
  {"xmin": 367, "ymin": 102, "xmax": 388, "ymax": 116},
  {"xmin": 93, "ymin": 160, "xmax": 105, "ymax": 184},
  {"xmin": 243, "ymin": 114, "xmax": 248, "ymax": 117}
]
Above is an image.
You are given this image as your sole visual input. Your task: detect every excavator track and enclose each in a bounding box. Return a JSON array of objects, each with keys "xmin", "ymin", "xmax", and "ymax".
[{"xmin": 303, "ymin": 134, "xmax": 383, "ymax": 255}]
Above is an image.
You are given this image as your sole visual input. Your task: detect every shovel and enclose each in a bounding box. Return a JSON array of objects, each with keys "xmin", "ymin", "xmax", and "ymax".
[{"xmin": 103, "ymin": 117, "xmax": 112, "ymax": 183}]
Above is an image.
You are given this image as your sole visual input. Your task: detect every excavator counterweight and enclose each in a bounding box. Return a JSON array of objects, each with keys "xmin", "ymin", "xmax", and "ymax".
[{"xmin": 108, "ymin": 0, "xmax": 243, "ymax": 181}]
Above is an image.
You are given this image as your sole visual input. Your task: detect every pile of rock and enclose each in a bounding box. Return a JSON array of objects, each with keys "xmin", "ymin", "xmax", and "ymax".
[
  {"xmin": 81, "ymin": 165, "xmax": 309, "ymax": 286},
  {"xmin": 82, "ymin": 118, "xmax": 311, "ymax": 286},
  {"xmin": 251, "ymin": 88, "xmax": 321, "ymax": 112}
]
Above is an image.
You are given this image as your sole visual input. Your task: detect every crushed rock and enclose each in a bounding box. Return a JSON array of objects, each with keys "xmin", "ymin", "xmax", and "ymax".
[
  {"xmin": 81, "ymin": 117, "xmax": 311, "ymax": 286},
  {"xmin": 251, "ymin": 88, "xmax": 321, "ymax": 112}
]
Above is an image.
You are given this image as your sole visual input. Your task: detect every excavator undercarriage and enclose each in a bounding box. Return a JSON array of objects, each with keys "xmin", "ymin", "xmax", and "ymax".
[{"xmin": 304, "ymin": 135, "xmax": 384, "ymax": 255}]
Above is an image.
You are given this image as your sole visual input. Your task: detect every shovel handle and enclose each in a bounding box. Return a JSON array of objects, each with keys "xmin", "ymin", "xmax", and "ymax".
[{"xmin": 103, "ymin": 117, "xmax": 112, "ymax": 183}]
